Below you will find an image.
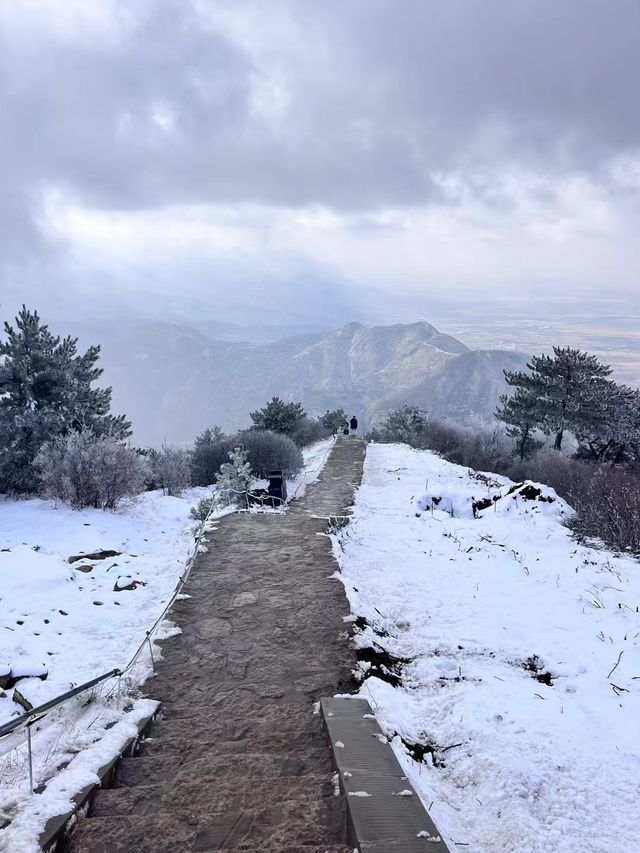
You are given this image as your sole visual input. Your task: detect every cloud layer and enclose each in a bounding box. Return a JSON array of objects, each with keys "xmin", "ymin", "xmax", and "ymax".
[{"xmin": 1, "ymin": 0, "xmax": 639, "ymax": 319}]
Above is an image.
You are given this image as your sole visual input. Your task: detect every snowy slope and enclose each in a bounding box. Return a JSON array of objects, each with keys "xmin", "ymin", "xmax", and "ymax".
[
  {"xmin": 0, "ymin": 488, "xmax": 215, "ymax": 727},
  {"xmin": 334, "ymin": 443, "xmax": 640, "ymax": 853}
]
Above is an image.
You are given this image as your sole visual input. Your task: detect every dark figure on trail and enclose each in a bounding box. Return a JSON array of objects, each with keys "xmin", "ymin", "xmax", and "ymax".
[
  {"xmin": 342, "ymin": 424, "xmax": 349, "ymax": 436},
  {"xmin": 350, "ymin": 415, "xmax": 358, "ymax": 435}
]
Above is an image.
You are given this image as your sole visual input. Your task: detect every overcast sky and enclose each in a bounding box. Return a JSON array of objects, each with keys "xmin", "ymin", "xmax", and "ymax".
[{"xmin": 1, "ymin": 0, "xmax": 639, "ymax": 325}]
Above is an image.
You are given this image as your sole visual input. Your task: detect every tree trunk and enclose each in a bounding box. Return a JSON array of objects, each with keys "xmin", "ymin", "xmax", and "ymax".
[
  {"xmin": 554, "ymin": 429, "xmax": 564, "ymax": 450},
  {"xmin": 518, "ymin": 427, "xmax": 528, "ymax": 461}
]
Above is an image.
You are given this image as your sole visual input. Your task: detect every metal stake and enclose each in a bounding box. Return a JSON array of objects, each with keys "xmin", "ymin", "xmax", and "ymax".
[
  {"xmin": 147, "ymin": 635, "xmax": 156, "ymax": 673},
  {"xmin": 27, "ymin": 725, "xmax": 34, "ymax": 795},
  {"xmin": 116, "ymin": 675, "xmax": 122, "ymax": 710}
]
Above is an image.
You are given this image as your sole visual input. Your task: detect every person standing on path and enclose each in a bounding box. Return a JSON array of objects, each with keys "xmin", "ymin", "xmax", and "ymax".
[{"xmin": 350, "ymin": 415, "xmax": 358, "ymax": 436}]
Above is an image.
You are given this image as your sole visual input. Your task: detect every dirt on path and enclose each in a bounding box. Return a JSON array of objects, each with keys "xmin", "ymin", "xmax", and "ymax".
[{"xmin": 68, "ymin": 437, "xmax": 366, "ymax": 853}]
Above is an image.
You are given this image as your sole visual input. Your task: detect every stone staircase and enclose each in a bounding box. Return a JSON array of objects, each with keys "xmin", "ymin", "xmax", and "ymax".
[
  {"xmin": 66, "ymin": 438, "xmax": 366, "ymax": 853},
  {"xmin": 67, "ymin": 706, "xmax": 350, "ymax": 851}
]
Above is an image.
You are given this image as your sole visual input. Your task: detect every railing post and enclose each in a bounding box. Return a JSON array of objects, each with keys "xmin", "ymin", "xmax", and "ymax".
[
  {"xmin": 146, "ymin": 634, "xmax": 156, "ymax": 673},
  {"xmin": 27, "ymin": 724, "xmax": 34, "ymax": 795},
  {"xmin": 116, "ymin": 674, "xmax": 122, "ymax": 710}
]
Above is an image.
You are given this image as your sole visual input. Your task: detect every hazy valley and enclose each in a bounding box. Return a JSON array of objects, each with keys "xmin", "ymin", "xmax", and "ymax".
[{"xmin": 74, "ymin": 319, "xmax": 528, "ymax": 446}]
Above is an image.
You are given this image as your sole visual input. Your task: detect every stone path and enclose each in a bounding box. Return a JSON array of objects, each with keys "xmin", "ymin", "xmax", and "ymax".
[{"xmin": 68, "ymin": 437, "xmax": 366, "ymax": 853}]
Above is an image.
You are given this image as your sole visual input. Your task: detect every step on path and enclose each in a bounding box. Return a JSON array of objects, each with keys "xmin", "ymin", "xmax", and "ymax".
[{"xmin": 67, "ymin": 437, "xmax": 366, "ymax": 853}]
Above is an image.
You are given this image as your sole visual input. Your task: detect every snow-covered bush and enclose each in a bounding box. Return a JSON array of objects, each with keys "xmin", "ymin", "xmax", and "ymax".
[
  {"xmin": 151, "ymin": 445, "xmax": 191, "ymax": 496},
  {"xmin": 215, "ymin": 447, "xmax": 253, "ymax": 507},
  {"xmin": 508, "ymin": 450, "xmax": 591, "ymax": 507},
  {"xmin": 37, "ymin": 431, "xmax": 149, "ymax": 509},
  {"xmin": 230, "ymin": 429, "xmax": 303, "ymax": 478},
  {"xmin": 422, "ymin": 418, "xmax": 640, "ymax": 554}
]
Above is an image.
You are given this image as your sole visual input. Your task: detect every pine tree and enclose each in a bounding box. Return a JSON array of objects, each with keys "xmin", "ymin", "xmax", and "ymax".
[
  {"xmin": 495, "ymin": 389, "xmax": 541, "ymax": 460},
  {"xmin": 380, "ymin": 405, "xmax": 427, "ymax": 446},
  {"xmin": 0, "ymin": 307, "xmax": 131, "ymax": 493},
  {"xmin": 249, "ymin": 397, "xmax": 306, "ymax": 437},
  {"xmin": 575, "ymin": 382, "xmax": 640, "ymax": 464},
  {"xmin": 321, "ymin": 408, "xmax": 347, "ymax": 435},
  {"xmin": 503, "ymin": 347, "xmax": 612, "ymax": 450},
  {"xmin": 215, "ymin": 447, "xmax": 253, "ymax": 507},
  {"xmin": 191, "ymin": 426, "xmax": 227, "ymax": 486}
]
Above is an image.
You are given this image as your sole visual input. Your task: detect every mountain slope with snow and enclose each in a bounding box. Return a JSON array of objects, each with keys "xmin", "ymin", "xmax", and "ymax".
[
  {"xmin": 333, "ymin": 442, "xmax": 640, "ymax": 853},
  {"xmin": 68, "ymin": 319, "xmax": 520, "ymax": 445}
]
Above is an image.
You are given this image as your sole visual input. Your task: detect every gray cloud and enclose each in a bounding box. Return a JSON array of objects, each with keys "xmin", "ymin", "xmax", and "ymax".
[
  {"xmin": 1, "ymin": 0, "xmax": 640, "ymax": 313},
  {"xmin": 2, "ymin": 2, "xmax": 640, "ymax": 212}
]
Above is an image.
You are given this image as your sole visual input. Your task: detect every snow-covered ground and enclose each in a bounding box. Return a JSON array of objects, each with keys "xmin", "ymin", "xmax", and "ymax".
[
  {"xmin": 0, "ymin": 488, "xmax": 214, "ymax": 730},
  {"xmin": 291, "ymin": 436, "xmax": 335, "ymax": 498},
  {"xmin": 333, "ymin": 442, "xmax": 640, "ymax": 853},
  {"xmin": 0, "ymin": 438, "xmax": 334, "ymax": 851}
]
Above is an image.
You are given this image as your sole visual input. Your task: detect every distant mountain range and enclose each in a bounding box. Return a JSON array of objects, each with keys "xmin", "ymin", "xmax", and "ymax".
[{"xmin": 77, "ymin": 320, "xmax": 528, "ymax": 446}]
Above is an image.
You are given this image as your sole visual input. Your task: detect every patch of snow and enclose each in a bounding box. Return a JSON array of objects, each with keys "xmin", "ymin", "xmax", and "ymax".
[
  {"xmin": 417, "ymin": 830, "xmax": 442, "ymax": 842},
  {"xmin": 333, "ymin": 442, "xmax": 640, "ymax": 853}
]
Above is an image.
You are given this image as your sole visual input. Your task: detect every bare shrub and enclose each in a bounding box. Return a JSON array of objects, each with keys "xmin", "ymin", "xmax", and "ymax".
[
  {"xmin": 151, "ymin": 445, "xmax": 191, "ymax": 496},
  {"xmin": 569, "ymin": 466, "xmax": 640, "ymax": 552},
  {"xmin": 422, "ymin": 420, "xmax": 515, "ymax": 474},
  {"xmin": 230, "ymin": 429, "xmax": 303, "ymax": 478},
  {"xmin": 422, "ymin": 420, "xmax": 466, "ymax": 456},
  {"xmin": 507, "ymin": 450, "xmax": 592, "ymax": 506},
  {"xmin": 37, "ymin": 431, "xmax": 149, "ymax": 509},
  {"xmin": 291, "ymin": 417, "xmax": 331, "ymax": 447}
]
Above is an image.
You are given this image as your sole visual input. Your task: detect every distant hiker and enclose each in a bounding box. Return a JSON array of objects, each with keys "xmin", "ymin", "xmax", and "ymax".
[
  {"xmin": 350, "ymin": 415, "xmax": 358, "ymax": 435},
  {"xmin": 343, "ymin": 424, "xmax": 349, "ymax": 436}
]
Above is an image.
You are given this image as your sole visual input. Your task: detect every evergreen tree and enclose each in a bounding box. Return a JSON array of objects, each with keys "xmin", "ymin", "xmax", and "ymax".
[
  {"xmin": 0, "ymin": 306, "xmax": 130, "ymax": 493},
  {"xmin": 495, "ymin": 389, "xmax": 541, "ymax": 460},
  {"xmin": 380, "ymin": 405, "xmax": 427, "ymax": 446},
  {"xmin": 249, "ymin": 397, "xmax": 306, "ymax": 437},
  {"xmin": 191, "ymin": 426, "xmax": 227, "ymax": 486},
  {"xmin": 575, "ymin": 382, "xmax": 640, "ymax": 464},
  {"xmin": 321, "ymin": 408, "xmax": 347, "ymax": 435},
  {"xmin": 503, "ymin": 347, "xmax": 612, "ymax": 450}
]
